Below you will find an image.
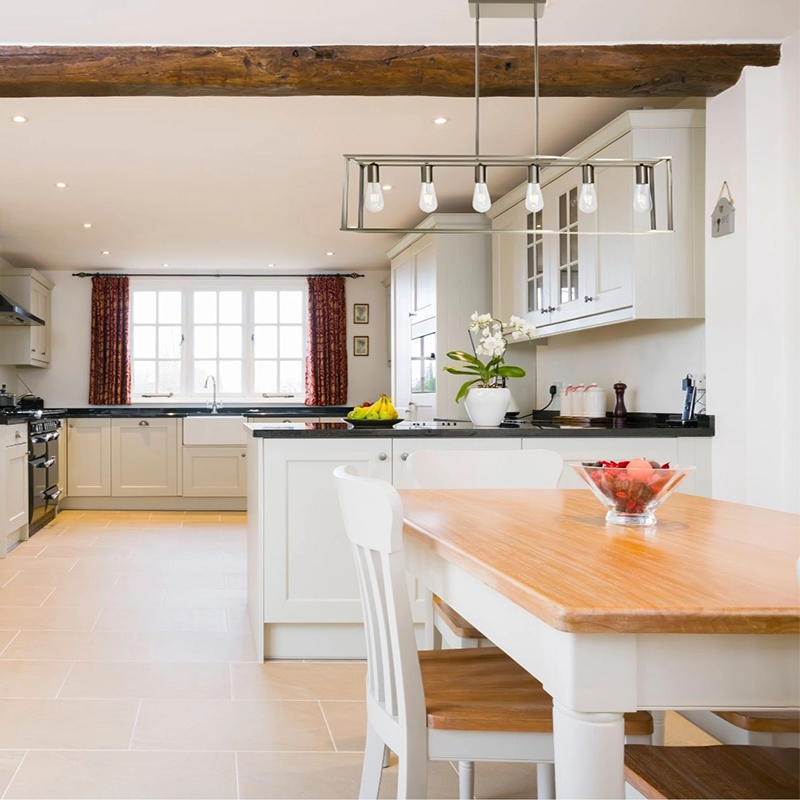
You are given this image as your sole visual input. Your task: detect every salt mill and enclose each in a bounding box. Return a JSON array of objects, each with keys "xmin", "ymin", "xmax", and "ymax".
[{"xmin": 613, "ymin": 381, "xmax": 628, "ymax": 428}]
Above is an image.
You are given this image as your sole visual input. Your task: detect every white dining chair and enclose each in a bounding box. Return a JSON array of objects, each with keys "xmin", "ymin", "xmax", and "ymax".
[{"xmin": 333, "ymin": 465, "xmax": 654, "ymax": 800}]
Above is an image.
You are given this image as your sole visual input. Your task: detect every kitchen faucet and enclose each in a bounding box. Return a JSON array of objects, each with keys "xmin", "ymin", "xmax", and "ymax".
[{"xmin": 203, "ymin": 375, "xmax": 219, "ymax": 414}]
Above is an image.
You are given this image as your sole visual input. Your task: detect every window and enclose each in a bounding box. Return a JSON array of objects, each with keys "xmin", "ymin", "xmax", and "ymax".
[
  {"xmin": 410, "ymin": 332, "xmax": 436, "ymax": 394},
  {"xmin": 130, "ymin": 281, "xmax": 306, "ymax": 401}
]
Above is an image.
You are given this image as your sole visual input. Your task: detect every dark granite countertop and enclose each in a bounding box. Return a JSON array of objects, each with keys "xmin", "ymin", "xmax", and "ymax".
[
  {"xmin": 0, "ymin": 417, "xmax": 27, "ymax": 425},
  {"xmin": 63, "ymin": 405, "xmax": 350, "ymax": 419},
  {"xmin": 247, "ymin": 414, "xmax": 714, "ymax": 439}
]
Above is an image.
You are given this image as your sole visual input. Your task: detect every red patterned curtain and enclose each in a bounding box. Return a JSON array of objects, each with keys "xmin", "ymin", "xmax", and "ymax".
[
  {"xmin": 305, "ymin": 276, "xmax": 348, "ymax": 406},
  {"xmin": 88, "ymin": 276, "xmax": 131, "ymax": 405}
]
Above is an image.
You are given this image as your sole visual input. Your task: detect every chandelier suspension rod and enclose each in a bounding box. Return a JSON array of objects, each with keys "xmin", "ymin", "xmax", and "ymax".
[
  {"xmin": 534, "ymin": 2, "xmax": 540, "ymax": 156},
  {"xmin": 475, "ymin": 3, "xmax": 481, "ymax": 157}
]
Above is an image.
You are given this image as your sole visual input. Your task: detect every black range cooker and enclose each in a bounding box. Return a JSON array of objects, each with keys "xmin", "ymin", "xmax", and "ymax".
[{"xmin": 0, "ymin": 408, "xmax": 66, "ymax": 534}]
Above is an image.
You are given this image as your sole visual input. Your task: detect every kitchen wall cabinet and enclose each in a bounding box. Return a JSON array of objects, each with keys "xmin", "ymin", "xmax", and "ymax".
[
  {"xmin": 110, "ymin": 418, "xmax": 179, "ymax": 497},
  {"xmin": 489, "ymin": 109, "xmax": 705, "ymax": 337},
  {"xmin": 67, "ymin": 418, "xmax": 112, "ymax": 497},
  {"xmin": 0, "ymin": 268, "xmax": 54, "ymax": 367},
  {"xmin": 5, "ymin": 426, "xmax": 29, "ymax": 549},
  {"xmin": 182, "ymin": 447, "xmax": 246, "ymax": 497},
  {"xmin": 388, "ymin": 214, "xmax": 494, "ymax": 422}
]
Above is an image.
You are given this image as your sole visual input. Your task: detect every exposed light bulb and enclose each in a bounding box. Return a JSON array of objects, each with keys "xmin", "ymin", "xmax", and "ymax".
[
  {"xmin": 472, "ymin": 165, "xmax": 492, "ymax": 213},
  {"xmin": 578, "ymin": 165, "xmax": 598, "ymax": 214},
  {"xmin": 364, "ymin": 162, "xmax": 384, "ymax": 213},
  {"xmin": 633, "ymin": 164, "xmax": 653, "ymax": 214},
  {"xmin": 419, "ymin": 165, "xmax": 438, "ymax": 213},
  {"xmin": 525, "ymin": 164, "xmax": 544, "ymax": 213},
  {"xmin": 11, "ymin": 115, "xmax": 27, "ymax": 123}
]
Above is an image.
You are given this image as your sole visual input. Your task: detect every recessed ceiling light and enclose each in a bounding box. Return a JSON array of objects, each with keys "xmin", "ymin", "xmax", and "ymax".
[
  {"xmin": 11, "ymin": 115, "xmax": 28, "ymax": 124},
  {"xmin": 382, "ymin": 185, "xmax": 393, "ymax": 191},
  {"xmin": 55, "ymin": 182, "xmax": 67, "ymax": 189},
  {"xmin": 326, "ymin": 252, "xmax": 335, "ymax": 256},
  {"xmin": 433, "ymin": 117, "xmax": 449, "ymax": 125},
  {"xmin": 101, "ymin": 250, "xmax": 110, "ymax": 255},
  {"xmin": 83, "ymin": 223, "xmax": 92, "ymax": 228},
  {"xmin": 267, "ymin": 263, "xmax": 276, "ymax": 267},
  {"xmin": 162, "ymin": 263, "xmax": 170, "ymax": 268}
]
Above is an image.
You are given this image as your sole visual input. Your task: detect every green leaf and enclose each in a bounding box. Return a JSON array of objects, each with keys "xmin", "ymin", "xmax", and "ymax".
[
  {"xmin": 497, "ymin": 365, "xmax": 526, "ymax": 379},
  {"xmin": 446, "ymin": 350, "xmax": 482, "ymax": 367},
  {"xmin": 455, "ymin": 378, "xmax": 481, "ymax": 403},
  {"xmin": 443, "ymin": 367, "xmax": 482, "ymax": 376}
]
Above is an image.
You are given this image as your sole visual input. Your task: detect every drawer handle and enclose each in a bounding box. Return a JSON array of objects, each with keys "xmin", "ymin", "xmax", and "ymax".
[
  {"xmin": 15, "ymin": 431, "xmax": 22, "ymax": 439},
  {"xmin": 139, "ymin": 420, "xmax": 150, "ymax": 427},
  {"xmin": 584, "ymin": 295, "xmax": 594, "ymax": 303},
  {"xmin": 400, "ymin": 452, "xmax": 409, "ymax": 461},
  {"xmin": 378, "ymin": 452, "xmax": 388, "ymax": 461}
]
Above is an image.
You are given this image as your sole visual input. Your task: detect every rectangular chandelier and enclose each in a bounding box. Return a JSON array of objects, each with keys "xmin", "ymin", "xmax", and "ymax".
[{"xmin": 340, "ymin": 153, "xmax": 673, "ymax": 235}]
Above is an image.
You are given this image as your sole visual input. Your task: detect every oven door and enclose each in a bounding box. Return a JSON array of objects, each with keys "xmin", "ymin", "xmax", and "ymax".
[{"xmin": 28, "ymin": 434, "xmax": 52, "ymax": 527}]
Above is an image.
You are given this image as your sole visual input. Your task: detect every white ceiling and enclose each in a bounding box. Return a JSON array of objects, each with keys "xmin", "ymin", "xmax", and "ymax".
[
  {"xmin": 0, "ymin": 0, "xmax": 796, "ymax": 45},
  {"xmin": 0, "ymin": 1, "xmax": 795, "ymax": 274},
  {"xmin": 0, "ymin": 95, "xmax": 681, "ymax": 272}
]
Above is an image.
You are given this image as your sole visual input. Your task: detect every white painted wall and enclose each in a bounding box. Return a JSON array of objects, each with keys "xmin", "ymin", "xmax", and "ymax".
[
  {"xmin": 9, "ymin": 269, "xmax": 391, "ymax": 409},
  {"xmin": 705, "ymin": 37, "xmax": 799, "ymax": 513},
  {"xmin": 534, "ymin": 319, "xmax": 705, "ymax": 414},
  {"xmin": 345, "ymin": 270, "xmax": 392, "ymax": 406}
]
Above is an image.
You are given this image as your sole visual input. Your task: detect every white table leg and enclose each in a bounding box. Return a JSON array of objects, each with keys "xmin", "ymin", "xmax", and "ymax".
[{"xmin": 553, "ymin": 701, "xmax": 625, "ymax": 799}]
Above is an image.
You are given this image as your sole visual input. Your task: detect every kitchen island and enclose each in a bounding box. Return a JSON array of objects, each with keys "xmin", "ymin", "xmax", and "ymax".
[{"xmin": 245, "ymin": 418, "xmax": 713, "ymax": 660}]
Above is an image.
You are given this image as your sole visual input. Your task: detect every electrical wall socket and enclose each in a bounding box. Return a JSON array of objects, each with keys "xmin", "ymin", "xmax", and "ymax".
[
  {"xmin": 692, "ymin": 373, "xmax": 706, "ymax": 389},
  {"xmin": 550, "ymin": 381, "xmax": 564, "ymax": 394}
]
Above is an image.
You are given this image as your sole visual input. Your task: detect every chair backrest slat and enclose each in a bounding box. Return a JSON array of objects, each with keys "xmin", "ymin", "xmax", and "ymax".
[
  {"xmin": 334, "ymin": 465, "xmax": 425, "ymax": 730},
  {"xmin": 407, "ymin": 448, "xmax": 564, "ymax": 490}
]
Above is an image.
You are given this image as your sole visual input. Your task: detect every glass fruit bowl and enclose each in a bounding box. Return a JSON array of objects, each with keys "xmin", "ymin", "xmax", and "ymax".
[{"xmin": 569, "ymin": 459, "xmax": 695, "ymax": 526}]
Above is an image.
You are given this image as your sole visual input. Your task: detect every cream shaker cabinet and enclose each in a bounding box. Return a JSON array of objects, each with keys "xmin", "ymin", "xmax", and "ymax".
[
  {"xmin": 260, "ymin": 438, "xmax": 393, "ymax": 625},
  {"xmin": 182, "ymin": 447, "xmax": 246, "ymax": 497},
  {"xmin": 67, "ymin": 418, "xmax": 112, "ymax": 497},
  {"xmin": 5, "ymin": 426, "xmax": 29, "ymax": 542},
  {"xmin": 110, "ymin": 418, "xmax": 179, "ymax": 497},
  {"xmin": 489, "ymin": 109, "xmax": 705, "ymax": 337},
  {"xmin": 388, "ymin": 214, "xmax": 493, "ymax": 422},
  {"xmin": 0, "ymin": 268, "xmax": 53, "ymax": 368}
]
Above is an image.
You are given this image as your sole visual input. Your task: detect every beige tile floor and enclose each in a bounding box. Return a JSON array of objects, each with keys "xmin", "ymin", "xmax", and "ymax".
[{"xmin": 0, "ymin": 510, "xmax": 715, "ymax": 799}]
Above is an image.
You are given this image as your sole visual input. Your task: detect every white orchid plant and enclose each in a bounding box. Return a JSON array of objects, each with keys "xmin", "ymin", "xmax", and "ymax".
[{"xmin": 444, "ymin": 313, "xmax": 537, "ymax": 403}]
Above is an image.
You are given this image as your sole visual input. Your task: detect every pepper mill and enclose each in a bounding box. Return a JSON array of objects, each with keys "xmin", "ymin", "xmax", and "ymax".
[{"xmin": 613, "ymin": 381, "xmax": 628, "ymax": 428}]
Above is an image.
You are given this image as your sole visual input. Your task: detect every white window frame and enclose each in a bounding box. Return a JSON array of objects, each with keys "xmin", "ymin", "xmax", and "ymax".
[{"xmin": 130, "ymin": 279, "xmax": 307, "ymax": 404}]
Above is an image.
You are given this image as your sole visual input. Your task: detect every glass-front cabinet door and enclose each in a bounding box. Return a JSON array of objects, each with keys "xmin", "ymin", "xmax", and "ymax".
[
  {"xmin": 526, "ymin": 209, "xmax": 548, "ymax": 321},
  {"xmin": 541, "ymin": 169, "xmax": 597, "ymax": 326}
]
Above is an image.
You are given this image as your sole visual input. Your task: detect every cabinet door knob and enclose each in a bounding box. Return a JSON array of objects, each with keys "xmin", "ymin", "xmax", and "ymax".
[
  {"xmin": 68, "ymin": 423, "xmax": 74, "ymax": 428},
  {"xmin": 540, "ymin": 309, "xmax": 548, "ymax": 315},
  {"xmin": 241, "ymin": 453, "xmax": 246, "ymax": 458},
  {"xmin": 584, "ymin": 295, "xmax": 594, "ymax": 303},
  {"xmin": 138, "ymin": 420, "xmax": 150, "ymax": 427},
  {"xmin": 400, "ymin": 452, "xmax": 409, "ymax": 461},
  {"xmin": 378, "ymin": 452, "xmax": 388, "ymax": 461}
]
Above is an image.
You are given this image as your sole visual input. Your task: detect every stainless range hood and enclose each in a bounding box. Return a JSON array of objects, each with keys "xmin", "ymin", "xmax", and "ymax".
[{"xmin": 0, "ymin": 291, "xmax": 44, "ymax": 326}]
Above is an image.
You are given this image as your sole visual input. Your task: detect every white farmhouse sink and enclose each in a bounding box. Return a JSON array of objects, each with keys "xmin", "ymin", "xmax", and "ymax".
[{"xmin": 183, "ymin": 415, "xmax": 248, "ymax": 446}]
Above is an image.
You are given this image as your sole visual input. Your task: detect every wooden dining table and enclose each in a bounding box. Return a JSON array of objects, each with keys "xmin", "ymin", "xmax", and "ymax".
[{"xmin": 399, "ymin": 488, "xmax": 800, "ymax": 799}]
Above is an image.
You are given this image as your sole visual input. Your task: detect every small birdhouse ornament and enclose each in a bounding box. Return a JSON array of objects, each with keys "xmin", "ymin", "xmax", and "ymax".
[{"xmin": 711, "ymin": 182, "xmax": 735, "ymax": 238}]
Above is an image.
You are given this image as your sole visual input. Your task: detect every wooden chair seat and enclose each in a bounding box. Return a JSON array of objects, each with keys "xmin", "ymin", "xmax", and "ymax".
[
  {"xmin": 713, "ymin": 710, "xmax": 800, "ymax": 733},
  {"xmin": 420, "ymin": 646, "xmax": 653, "ymax": 735},
  {"xmin": 624, "ymin": 745, "xmax": 800, "ymax": 799},
  {"xmin": 433, "ymin": 596, "xmax": 483, "ymax": 639}
]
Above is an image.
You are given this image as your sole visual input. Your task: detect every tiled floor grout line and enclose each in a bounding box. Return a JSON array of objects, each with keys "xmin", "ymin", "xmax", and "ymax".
[
  {"xmin": 127, "ymin": 700, "xmax": 143, "ymax": 751},
  {"xmin": 317, "ymin": 700, "xmax": 338, "ymax": 752},
  {"xmin": 37, "ymin": 588, "xmax": 57, "ymax": 608},
  {"xmin": 0, "ymin": 632, "xmax": 20, "ymax": 658},
  {"xmin": 234, "ymin": 751, "xmax": 241, "ymax": 800},
  {"xmin": 53, "ymin": 660, "xmax": 78, "ymax": 699},
  {"xmin": 0, "ymin": 749, "xmax": 28, "ymax": 800}
]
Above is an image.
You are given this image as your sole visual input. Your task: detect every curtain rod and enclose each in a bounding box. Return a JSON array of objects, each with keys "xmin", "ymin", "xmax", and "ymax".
[{"xmin": 72, "ymin": 271, "xmax": 364, "ymax": 279}]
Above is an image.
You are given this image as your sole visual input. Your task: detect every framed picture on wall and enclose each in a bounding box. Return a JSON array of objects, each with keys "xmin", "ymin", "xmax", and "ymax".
[
  {"xmin": 353, "ymin": 336, "xmax": 370, "ymax": 356},
  {"xmin": 353, "ymin": 303, "xmax": 369, "ymax": 324}
]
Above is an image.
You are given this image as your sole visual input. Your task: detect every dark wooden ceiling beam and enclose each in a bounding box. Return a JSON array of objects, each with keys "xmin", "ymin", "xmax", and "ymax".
[{"xmin": 0, "ymin": 43, "xmax": 780, "ymax": 98}]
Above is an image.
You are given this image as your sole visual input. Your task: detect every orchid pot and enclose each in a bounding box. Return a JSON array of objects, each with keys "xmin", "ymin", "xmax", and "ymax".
[{"xmin": 444, "ymin": 313, "xmax": 536, "ymax": 428}]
